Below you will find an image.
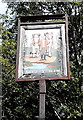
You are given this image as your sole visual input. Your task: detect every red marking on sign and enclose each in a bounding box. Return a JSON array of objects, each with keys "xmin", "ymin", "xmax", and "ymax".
[{"xmin": 48, "ymin": 66, "xmax": 56, "ymax": 68}]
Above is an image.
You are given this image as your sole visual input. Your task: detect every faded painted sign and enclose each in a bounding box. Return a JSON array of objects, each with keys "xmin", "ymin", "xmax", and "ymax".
[{"xmin": 16, "ymin": 21, "xmax": 70, "ymax": 81}]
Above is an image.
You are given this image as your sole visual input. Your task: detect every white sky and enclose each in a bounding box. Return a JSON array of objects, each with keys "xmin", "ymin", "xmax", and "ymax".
[
  {"xmin": 0, "ymin": 1, "xmax": 7, "ymax": 14},
  {"xmin": 0, "ymin": 1, "xmax": 7, "ymax": 44}
]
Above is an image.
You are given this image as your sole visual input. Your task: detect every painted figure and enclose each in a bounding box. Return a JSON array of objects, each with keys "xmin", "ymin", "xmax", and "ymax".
[
  {"xmin": 47, "ymin": 32, "xmax": 53, "ymax": 57},
  {"xmin": 32, "ymin": 34, "xmax": 40, "ymax": 57},
  {"xmin": 39, "ymin": 35, "xmax": 49, "ymax": 60}
]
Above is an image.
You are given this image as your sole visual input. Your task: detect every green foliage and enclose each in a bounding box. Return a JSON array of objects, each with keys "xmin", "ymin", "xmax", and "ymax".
[{"xmin": 2, "ymin": 2, "xmax": 83, "ymax": 120}]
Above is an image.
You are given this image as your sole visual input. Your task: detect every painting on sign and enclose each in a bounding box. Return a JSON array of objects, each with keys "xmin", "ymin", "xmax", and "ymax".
[{"xmin": 17, "ymin": 23, "xmax": 69, "ymax": 80}]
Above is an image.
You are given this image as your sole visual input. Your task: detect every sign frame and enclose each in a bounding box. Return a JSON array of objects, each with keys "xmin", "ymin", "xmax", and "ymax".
[{"xmin": 16, "ymin": 14, "xmax": 70, "ymax": 81}]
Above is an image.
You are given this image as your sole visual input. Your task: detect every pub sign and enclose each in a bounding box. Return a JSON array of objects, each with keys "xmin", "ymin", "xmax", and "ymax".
[{"xmin": 16, "ymin": 15, "xmax": 70, "ymax": 81}]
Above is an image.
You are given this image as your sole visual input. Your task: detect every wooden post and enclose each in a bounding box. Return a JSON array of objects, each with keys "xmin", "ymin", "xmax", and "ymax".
[{"xmin": 39, "ymin": 80, "xmax": 46, "ymax": 120}]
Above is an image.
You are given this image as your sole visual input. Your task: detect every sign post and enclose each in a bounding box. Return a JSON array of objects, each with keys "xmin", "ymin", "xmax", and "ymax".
[
  {"xmin": 16, "ymin": 14, "xmax": 70, "ymax": 120},
  {"xmin": 39, "ymin": 80, "xmax": 46, "ymax": 120}
]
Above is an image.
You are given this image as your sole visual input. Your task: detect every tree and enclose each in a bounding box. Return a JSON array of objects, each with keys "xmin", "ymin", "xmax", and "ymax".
[{"xmin": 2, "ymin": 2, "xmax": 83, "ymax": 120}]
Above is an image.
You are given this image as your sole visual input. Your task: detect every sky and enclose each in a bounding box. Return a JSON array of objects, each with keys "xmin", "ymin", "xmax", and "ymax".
[
  {"xmin": 0, "ymin": 1, "xmax": 7, "ymax": 44},
  {"xmin": 0, "ymin": 1, "xmax": 7, "ymax": 15}
]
